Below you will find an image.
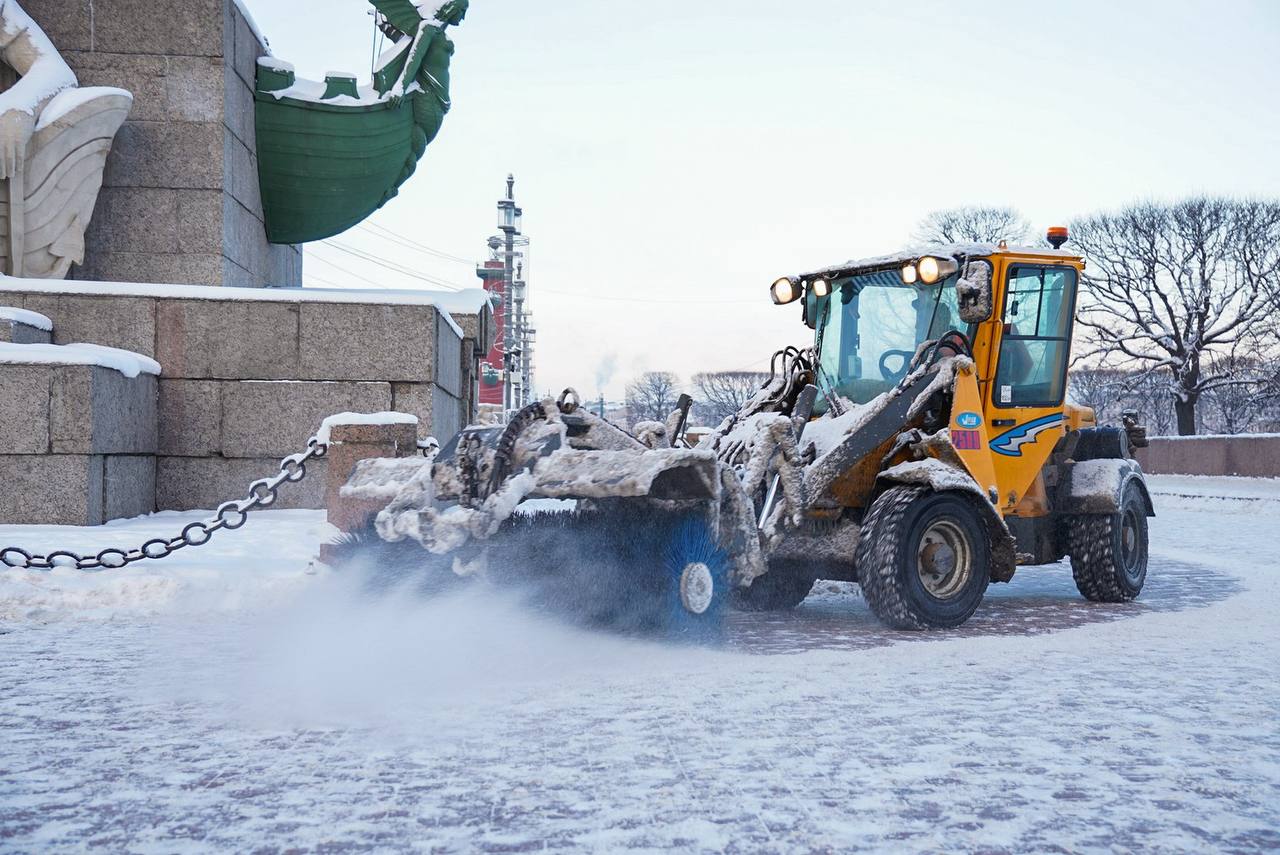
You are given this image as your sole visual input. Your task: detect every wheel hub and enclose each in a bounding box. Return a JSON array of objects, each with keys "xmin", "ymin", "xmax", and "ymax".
[
  {"xmin": 1121, "ymin": 508, "xmax": 1142, "ymax": 581},
  {"xmin": 679, "ymin": 562, "xmax": 714, "ymax": 614},
  {"xmin": 916, "ymin": 519, "xmax": 973, "ymax": 599}
]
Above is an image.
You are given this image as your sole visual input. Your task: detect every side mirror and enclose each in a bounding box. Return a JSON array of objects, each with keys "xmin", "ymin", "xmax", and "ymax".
[{"xmin": 957, "ymin": 260, "xmax": 994, "ymax": 324}]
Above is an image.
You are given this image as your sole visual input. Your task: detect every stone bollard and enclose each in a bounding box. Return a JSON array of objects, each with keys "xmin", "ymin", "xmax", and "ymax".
[{"xmin": 323, "ymin": 419, "xmax": 420, "ymax": 534}]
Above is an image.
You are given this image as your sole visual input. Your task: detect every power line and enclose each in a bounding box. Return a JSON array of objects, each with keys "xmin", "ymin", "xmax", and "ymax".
[
  {"xmin": 725, "ymin": 353, "xmax": 781, "ymax": 373},
  {"xmin": 307, "ymin": 252, "xmax": 390, "ymax": 288},
  {"xmin": 350, "ymin": 222, "xmax": 757, "ymax": 303},
  {"xmin": 360, "ymin": 220, "xmax": 481, "ymax": 263},
  {"xmin": 303, "ymin": 271, "xmax": 344, "ymax": 289},
  {"xmin": 316, "ymin": 242, "xmax": 758, "ymax": 305},
  {"xmin": 319, "ymin": 241, "xmax": 468, "ymax": 291},
  {"xmin": 324, "ymin": 241, "xmax": 468, "ymax": 290},
  {"xmin": 357, "ymin": 221, "xmax": 478, "ymax": 266},
  {"xmin": 533, "ymin": 287, "xmax": 760, "ymax": 305}
]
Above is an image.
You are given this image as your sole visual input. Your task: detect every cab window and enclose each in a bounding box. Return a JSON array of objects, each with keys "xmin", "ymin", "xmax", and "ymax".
[{"xmin": 993, "ymin": 266, "xmax": 1076, "ymax": 408}]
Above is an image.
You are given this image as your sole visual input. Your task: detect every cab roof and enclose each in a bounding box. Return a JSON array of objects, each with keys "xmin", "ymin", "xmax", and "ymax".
[{"xmin": 799, "ymin": 242, "xmax": 1083, "ymax": 282}]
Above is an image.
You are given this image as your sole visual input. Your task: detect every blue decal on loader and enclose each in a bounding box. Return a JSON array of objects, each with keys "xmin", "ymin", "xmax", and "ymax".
[
  {"xmin": 956, "ymin": 411, "xmax": 982, "ymax": 429},
  {"xmin": 989, "ymin": 413, "xmax": 1065, "ymax": 457}
]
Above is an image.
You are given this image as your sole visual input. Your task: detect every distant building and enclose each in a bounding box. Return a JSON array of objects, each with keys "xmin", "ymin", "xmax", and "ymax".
[{"xmin": 478, "ymin": 259, "xmax": 506, "ymax": 407}]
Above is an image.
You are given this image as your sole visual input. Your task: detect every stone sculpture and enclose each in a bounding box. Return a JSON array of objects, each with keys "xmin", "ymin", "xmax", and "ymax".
[{"xmin": 0, "ymin": 0, "xmax": 131, "ymax": 278}]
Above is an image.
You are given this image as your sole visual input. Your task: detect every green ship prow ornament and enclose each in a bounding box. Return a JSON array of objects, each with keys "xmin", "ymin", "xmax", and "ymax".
[{"xmin": 254, "ymin": 0, "xmax": 468, "ymax": 245}]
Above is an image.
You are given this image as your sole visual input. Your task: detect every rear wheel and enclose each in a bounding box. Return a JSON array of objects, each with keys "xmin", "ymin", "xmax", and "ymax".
[
  {"xmin": 731, "ymin": 562, "xmax": 815, "ymax": 611},
  {"xmin": 855, "ymin": 486, "xmax": 991, "ymax": 630},
  {"xmin": 1068, "ymin": 481, "xmax": 1148, "ymax": 602}
]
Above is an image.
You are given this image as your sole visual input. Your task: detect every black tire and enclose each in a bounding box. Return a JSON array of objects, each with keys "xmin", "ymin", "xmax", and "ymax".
[
  {"xmin": 1068, "ymin": 481, "xmax": 1148, "ymax": 602},
  {"xmin": 855, "ymin": 486, "xmax": 991, "ymax": 630},
  {"xmin": 731, "ymin": 562, "xmax": 815, "ymax": 611}
]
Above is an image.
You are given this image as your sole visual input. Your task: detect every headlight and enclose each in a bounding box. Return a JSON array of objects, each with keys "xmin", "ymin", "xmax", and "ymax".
[
  {"xmin": 900, "ymin": 263, "xmax": 918, "ymax": 284},
  {"xmin": 770, "ymin": 276, "xmax": 802, "ymax": 305},
  {"xmin": 917, "ymin": 255, "xmax": 959, "ymax": 284},
  {"xmin": 811, "ymin": 277, "xmax": 832, "ymax": 298}
]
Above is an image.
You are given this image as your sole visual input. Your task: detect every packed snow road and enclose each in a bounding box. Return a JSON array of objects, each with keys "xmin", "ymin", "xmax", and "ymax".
[{"xmin": 1, "ymin": 476, "xmax": 1278, "ymax": 852}]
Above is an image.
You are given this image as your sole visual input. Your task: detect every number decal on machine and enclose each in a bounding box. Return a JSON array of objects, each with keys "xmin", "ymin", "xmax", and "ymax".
[{"xmin": 952, "ymin": 429, "xmax": 982, "ymax": 449}]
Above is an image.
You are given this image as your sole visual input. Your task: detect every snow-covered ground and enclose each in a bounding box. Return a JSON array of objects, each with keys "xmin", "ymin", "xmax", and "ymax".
[{"xmin": 1, "ymin": 475, "xmax": 1278, "ymax": 852}]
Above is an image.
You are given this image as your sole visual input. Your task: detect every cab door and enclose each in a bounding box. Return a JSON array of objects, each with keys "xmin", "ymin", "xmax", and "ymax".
[{"xmin": 983, "ymin": 264, "xmax": 1079, "ymax": 512}]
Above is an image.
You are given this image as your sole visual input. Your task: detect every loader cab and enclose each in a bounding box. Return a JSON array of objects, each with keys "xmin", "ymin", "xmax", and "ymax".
[
  {"xmin": 802, "ymin": 267, "xmax": 968, "ymax": 408},
  {"xmin": 776, "ymin": 242, "xmax": 1087, "ymax": 513},
  {"xmin": 780, "ymin": 246, "xmax": 1082, "ymax": 419}
]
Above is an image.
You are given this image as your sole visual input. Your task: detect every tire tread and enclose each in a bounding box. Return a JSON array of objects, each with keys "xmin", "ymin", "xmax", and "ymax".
[
  {"xmin": 856, "ymin": 486, "xmax": 931, "ymax": 630},
  {"xmin": 1067, "ymin": 512, "xmax": 1137, "ymax": 602}
]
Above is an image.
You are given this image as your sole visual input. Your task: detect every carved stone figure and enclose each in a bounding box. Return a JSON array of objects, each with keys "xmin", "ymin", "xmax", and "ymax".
[{"xmin": 0, "ymin": 0, "xmax": 131, "ymax": 278}]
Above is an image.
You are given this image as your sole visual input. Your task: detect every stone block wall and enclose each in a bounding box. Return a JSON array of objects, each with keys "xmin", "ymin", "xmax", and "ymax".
[
  {"xmin": 453, "ymin": 312, "xmax": 491, "ymax": 432},
  {"xmin": 0, "ymin": 363, "xmax": 157, "ymax": 525},
  {"xmin": 322, "ymin": 421, "xmax": 422, "ymax": 535},
  {"xmin": 1135, "ymin": 435, "xmax": 1280, "ymax": 478},
  {"xmin": 1, "ymin": 285, "xmax": 482, "ymax": 518},
  {"xmin": 1, "ymin": 316, "xmax": 52, "ymax": 344},
  {"xmin": 22, "ymin": 0, "xmax": 301, "ymax": 287}
]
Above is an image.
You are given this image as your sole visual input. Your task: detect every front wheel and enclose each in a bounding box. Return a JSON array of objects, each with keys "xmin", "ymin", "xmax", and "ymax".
[
  {"xmin": 1068, "ymin": 481, "xmax": 1148, "ymax": 602},
  {"xmin": 855, "ymin": 486, "xmax": 991, "ymax": 630}
]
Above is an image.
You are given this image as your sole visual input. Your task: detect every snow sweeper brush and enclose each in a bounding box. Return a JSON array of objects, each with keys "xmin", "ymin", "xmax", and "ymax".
[{"xmin": 326, "ymin": 389, "xmax": 759, "ymax": 641}]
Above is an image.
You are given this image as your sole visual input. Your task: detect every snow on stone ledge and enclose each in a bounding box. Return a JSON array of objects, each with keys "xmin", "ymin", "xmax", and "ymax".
[
  {"xmin": 0, "ymin": 342, "xmax": 161, "ymax": 377},
  {"xmin": 317, "ymin": 412, "xmax": 420, "ymax": 445},
  {"xmin": 0, "ymin": 306, "xmax": 52, "ymax": 331},
  {"xmin": 233, "ymin": 0, "xmax": 270, "ymax": 52},
  {"xmin": 0, "ymin": 277, "xmax": 491, "ymax": 339}
]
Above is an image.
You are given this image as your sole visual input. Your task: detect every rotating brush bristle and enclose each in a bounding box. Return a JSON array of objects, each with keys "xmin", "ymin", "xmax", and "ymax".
[{"xmin": 324, "ymin": 505, "xmax": 730, "ymax": 643}]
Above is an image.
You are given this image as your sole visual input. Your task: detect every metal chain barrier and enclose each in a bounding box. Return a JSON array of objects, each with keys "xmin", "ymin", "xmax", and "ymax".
[{"xmin": 0, "ymin": 437, "xmax": 328, "ymax": 573}]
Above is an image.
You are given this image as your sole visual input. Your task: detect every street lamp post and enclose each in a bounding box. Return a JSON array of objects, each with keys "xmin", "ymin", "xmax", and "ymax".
[{"xmin": 496, "ymin": 174, "xmax": 522, "ymax": 416}]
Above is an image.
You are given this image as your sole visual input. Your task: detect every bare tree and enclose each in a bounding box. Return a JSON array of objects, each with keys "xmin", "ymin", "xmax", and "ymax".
[
  {"xmin": 690, "ymin": 371, "xmax": 769, "ymax": 426},
  {"xmin": 914, "ymin": 206, "xmax": 1031, "ymax": 245},
  {"xmin": 1068, "ymin": 366, "xmax": 1175, "ymax": 435},
  {"xmin": 1128, "ymin": 372, "xmax": 1178, "ymax": 437},
  {"xmin": 1197, "ymin": 343, "xmax": 1280, "ymax": 434},
  {"xmin": 1070, "ymin": 197, "xmax": 1280, "ymax": 435},
  {"xmin": 1259, "ymin": 372, "xmax": 1280, "ymax": 432},
  {"xmin": 1067, "ymin": 367, "xmax": 1129, "ymax": 425},
  {"xmin": 624, "ymin": 371, "xmax": 680, "ymax": 425}
]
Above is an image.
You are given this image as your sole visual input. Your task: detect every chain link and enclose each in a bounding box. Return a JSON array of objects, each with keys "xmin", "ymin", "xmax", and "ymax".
[{"xmin": 0, "ymin": 437, "xmax": 328, "ymax": 572}]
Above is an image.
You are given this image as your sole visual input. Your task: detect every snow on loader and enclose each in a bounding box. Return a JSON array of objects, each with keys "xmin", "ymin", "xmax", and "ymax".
[{"xmin": 336, "ymin": 228, "xmax": 1153, "ymax": 635}]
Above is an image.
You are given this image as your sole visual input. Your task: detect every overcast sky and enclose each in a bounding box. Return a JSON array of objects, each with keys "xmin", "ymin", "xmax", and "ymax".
[{"xmin": 249, "ymin": 0, "xmax": 1280, "ymax": 401}]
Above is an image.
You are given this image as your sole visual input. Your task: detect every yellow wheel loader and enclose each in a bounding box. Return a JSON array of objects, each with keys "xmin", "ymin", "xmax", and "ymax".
[{"xmin": 347, "ymin": 228, "xmax": 1153, "ymax": 634}]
